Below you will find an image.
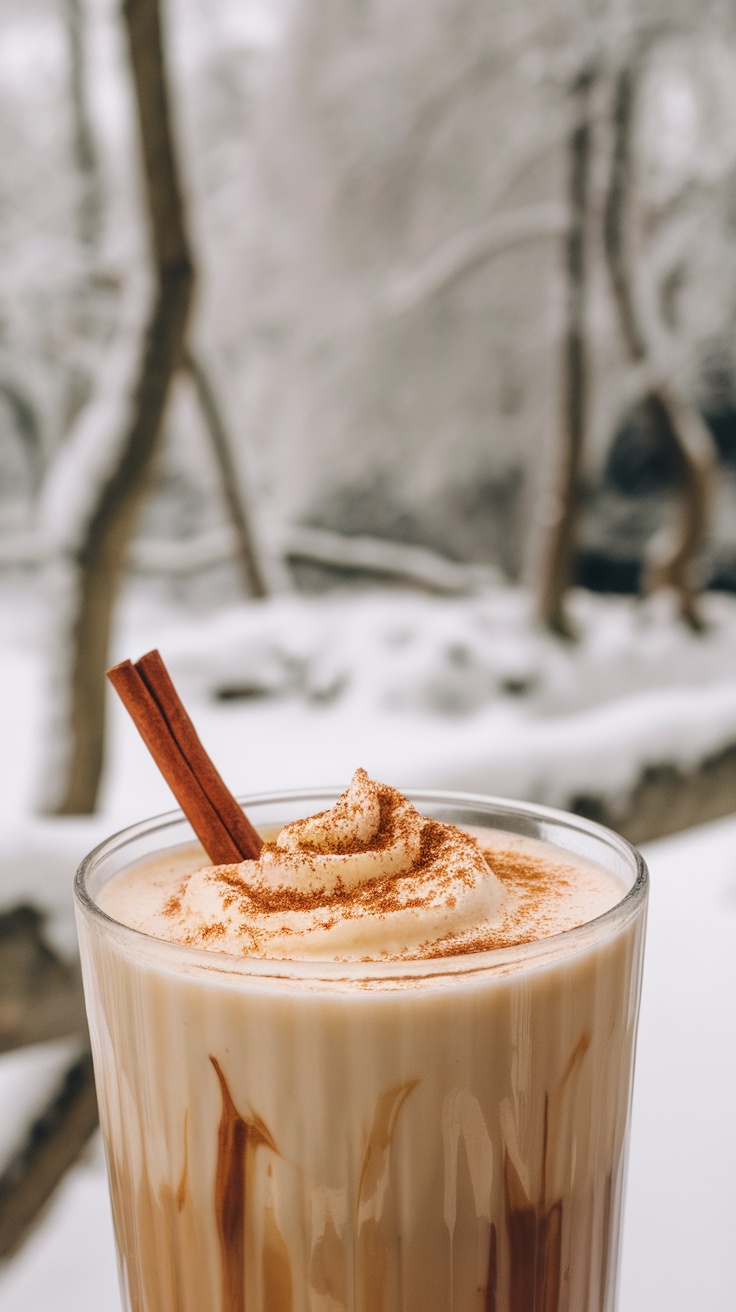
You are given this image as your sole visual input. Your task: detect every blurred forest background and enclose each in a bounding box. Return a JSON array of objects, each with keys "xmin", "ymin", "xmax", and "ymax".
[{"xmin": 4, "ymin": 0, "xmax": 736, "ymax": 807}]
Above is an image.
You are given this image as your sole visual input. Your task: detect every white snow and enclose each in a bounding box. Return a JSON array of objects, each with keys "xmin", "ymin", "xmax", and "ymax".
[
  {"xmin": 620, "ymin": 816, "xmax": 736, "ymax": 1312},
  {"xmin": 0, "ymin": 1134, "xmax": 118, "ymax": 1311},
  {"xmin": 3, "ymin": 575, "xmax": 736, "ymax": 970},
  {"xmin": 101, "ymin": 583, "xmax": 736, "ymax": 826},
  {"xmin": 1, "ymin": 574, "xmax": 736, "ymax": 1304},
  {"xmin": 3, "ymin": 579, "xmax": 736, "ymax": 854}
]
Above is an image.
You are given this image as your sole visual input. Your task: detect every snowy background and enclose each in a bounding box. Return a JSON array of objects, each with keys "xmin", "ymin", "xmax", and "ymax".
[
  {"xmin": 4, "ymin": 578, "xmax": 736, "ymax": 1310},
  {"xmin": 2, "ymin": 0, "xmax": 736, "ymax": 1304},
  {"xmin": 5, "ymin": 0, "xmax": 736, "ymax": 588},
  {"xmin": 1, "ymin": 580, "xmax": 736, "ymax": 1308}
]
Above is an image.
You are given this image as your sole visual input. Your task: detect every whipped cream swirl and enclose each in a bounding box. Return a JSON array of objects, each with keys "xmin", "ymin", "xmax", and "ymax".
[{"xmin": 171, "ymin": 770, "xmax": 505, "ymax": 960}]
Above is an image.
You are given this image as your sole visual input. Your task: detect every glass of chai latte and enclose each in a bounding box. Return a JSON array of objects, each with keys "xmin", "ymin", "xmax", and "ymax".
[{"xmin": 75, "ymin": 769, "xmax": 648, "ymax": 1312}]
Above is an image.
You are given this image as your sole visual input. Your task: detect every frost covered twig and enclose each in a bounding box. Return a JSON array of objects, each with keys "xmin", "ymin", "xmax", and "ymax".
[
  {"xmin": 282, "ymin": 526, "xmax": 500, "ymax": 594},
  {"xmin": 128, "ymin": 524, "xmax": 239, "ymax": 574},
  {"xmin": 604, "ymin": 58, "xmax": 644, "ymax": 364},
  {"xmin": 538, "ymin": 67, "xmax": 596, "ymax": 637},
  {"xmin": 11, "ymin": 522, "xmax": 497, "ymax": 595},
  {"xmin": 381, "ymin": 203, "xmax": 569, "ymax": 320},
  {"xmin": 604, "ymin": 41, "xmax": 716, "ymax": 630},
  {"xmin": 303, "ymin": 202, "xmax": 570, "ymax": 356},
  {"xmin": 0, "ymin": 380, "xmax": 41, "ymax": 493},
  {"xmin": 184, "ymin": 349, "xmax": 268, "ymax": 599},
  {"xmin": 63, "ymin": 0, "xmax": 103, "ymax": 247},
  {"xmin": 641, "ymin": 385, "xmax": 713, "ymax": 616}
]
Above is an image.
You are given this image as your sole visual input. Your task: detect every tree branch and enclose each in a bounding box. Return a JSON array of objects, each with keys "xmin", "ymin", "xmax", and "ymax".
[
  {"xmin": 603, "ymin": 42, "xmax": 716, "ymax": 630},
  {"xmin": 603, "ymin": 62, "xmax": 646, "ymax": 363},
  {"xmin": 282, "ymin": 525, "xmax": 499, "ymax": 594},
  {"xmin": 184, "ymin": 350, "xmax": 268, "ymax": 599},
  {"xmin": 642, "ymin": 384, "xmax": 714, "ymax": 621},
  {"xmin": 382, "ymin": 203, "xmax": 569, "ymax": 320},
  {"xmin": 53, "ymin": 0, "xmax": 195, "ymax": 814},
  {"xmin": 538, "ymin": 68, "xmax": 595, "ymax": 636},
  {"xmin": 0, "ymin": 1050, "xmax": 98, "ymax": 1260},
  {"xmin": 63, "ymin": 0, "xmax": 103, "ymax": 247}
]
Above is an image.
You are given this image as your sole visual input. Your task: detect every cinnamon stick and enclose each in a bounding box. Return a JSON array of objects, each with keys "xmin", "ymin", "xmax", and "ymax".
[
  {"xmin": 107, "ymin": 652, "xmax": 262, "ymax": 863},
  {"xmin": 135, "ymin": 649, "xmax": 263, "ymax": 858}
]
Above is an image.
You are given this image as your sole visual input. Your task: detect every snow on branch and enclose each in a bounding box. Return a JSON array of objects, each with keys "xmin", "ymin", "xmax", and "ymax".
[
  {"xmin": 604, "ymin": 37, "xmax": 717, "ymax": 629},
  {"xmin": 282, "ymin": 526, "xmax": 502, "ymax": 594},
  {"xmin": 381, "ymin": 202, "xmax": 569, "ymax": 320},
  {"xmin": 41, "ymin": 0, "xmax": 196, "ymax": 815},
  {"xmin": 36, "ymin": 277, "xmax": 149, "ymax": 560}
]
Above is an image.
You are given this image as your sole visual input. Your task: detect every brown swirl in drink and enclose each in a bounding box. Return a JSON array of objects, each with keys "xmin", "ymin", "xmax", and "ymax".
[
  {"xmin": 210, "ymin": 1058, "xmax": 282, "ymax": 1312},
  {"xmin": 81, "ymin": 783, "xmax": 643, "ymax": 1312},
  {"xmin": 102, "ymin": 1030, "xmax": 621, "ymax": 1312}
]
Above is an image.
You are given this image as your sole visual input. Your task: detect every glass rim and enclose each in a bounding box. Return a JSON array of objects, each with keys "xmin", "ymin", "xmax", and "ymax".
[{"xmin": 74, "ymin": 787, "xmax": 649, "ymax": 985}]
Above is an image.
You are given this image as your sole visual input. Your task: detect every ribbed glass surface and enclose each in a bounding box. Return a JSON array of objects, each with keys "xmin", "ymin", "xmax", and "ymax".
[{"xmin": 75, "ymin": 792, "xmax": 647, "ymax": 1312}]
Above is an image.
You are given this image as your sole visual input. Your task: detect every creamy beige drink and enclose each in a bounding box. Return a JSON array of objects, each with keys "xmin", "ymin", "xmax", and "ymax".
[{"xmin": 75, "ymin": 774, "xmax": 647, "ymax": 1312}]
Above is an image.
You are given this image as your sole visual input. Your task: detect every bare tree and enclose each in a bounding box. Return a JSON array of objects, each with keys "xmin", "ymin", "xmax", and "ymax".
[
  {"xmin": 52, "ymin": 0, "xmax": 195, "ymax": 814},
  {"xmin": 184, "ymin": 349, "xmax": 268, "ymax": 600},
  {"xmin": 604, "ymin": 41, "xmax": 716, "ymax": 630},
  {"xmin": 63, "ymin": 0, "xmax": 103, "ymax": 248},
  {"xmin": 0, "ymin": 380, "xmax": 42, "ymax": 496},
  {"xmin": 538, "ymin": 67, "xmax": 596, "ymax": 636}
]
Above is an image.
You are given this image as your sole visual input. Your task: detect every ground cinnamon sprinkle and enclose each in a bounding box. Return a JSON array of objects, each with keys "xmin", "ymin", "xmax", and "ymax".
[
  {"xmin": 162, "ymin": 876, "xmax": 189, "ymax": 919},
  {"xmin": 157, "ymin": 776, "xmax": 603, "ymax": 962},
  {"xmin": 414, "ymin": 846, "xmax": 577, "ymax": 959},
  {"xmin": 286, "ymin": 776, "xmax": 404, "ymax": 856}
]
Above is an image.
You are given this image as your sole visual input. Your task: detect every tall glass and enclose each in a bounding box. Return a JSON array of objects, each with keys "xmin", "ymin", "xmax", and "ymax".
[{"xmin": 75, "ymin": 790, "xmax": 648, "ymax": 1312}]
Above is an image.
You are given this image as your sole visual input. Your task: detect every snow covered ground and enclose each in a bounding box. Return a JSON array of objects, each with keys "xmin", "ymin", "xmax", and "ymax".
[
  {"xmin": 7, "ymin": 577, "xmax": 736, "ymax": 846},
  {"xmin": 1, "ymin": 574, "xmax": 736, "ymax": 1304}
]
